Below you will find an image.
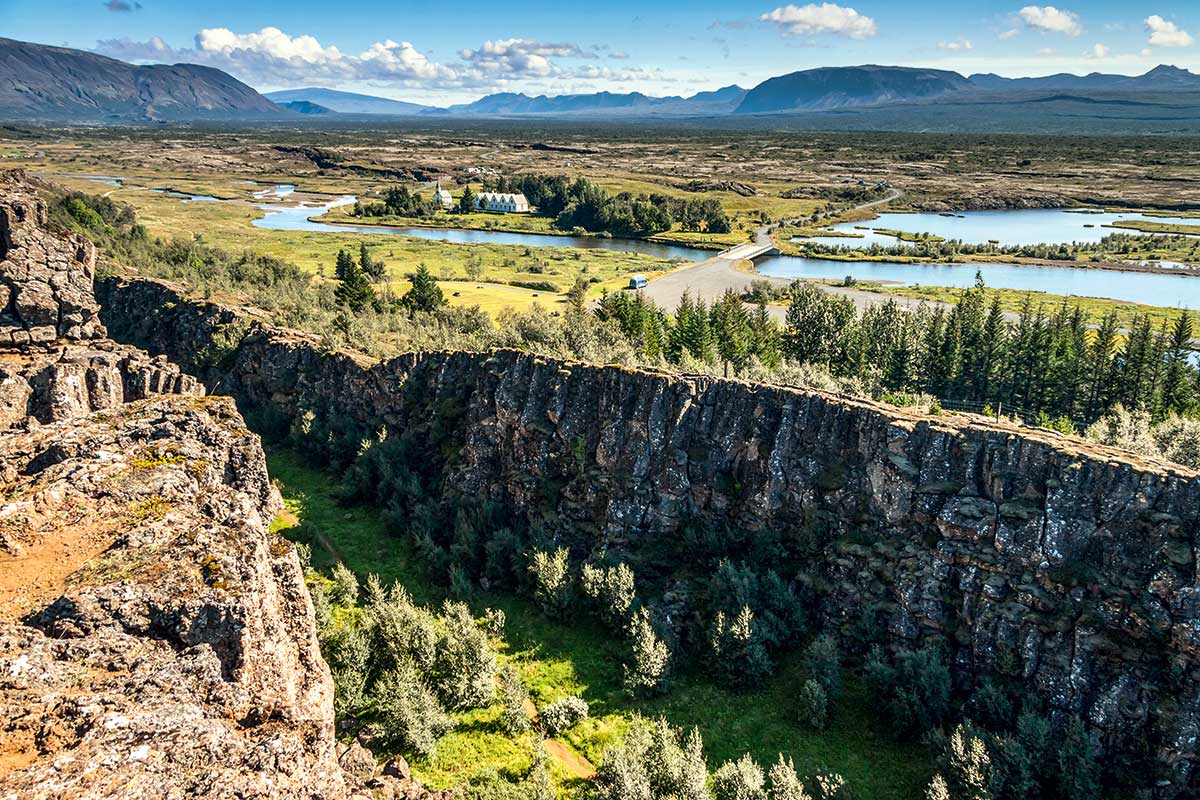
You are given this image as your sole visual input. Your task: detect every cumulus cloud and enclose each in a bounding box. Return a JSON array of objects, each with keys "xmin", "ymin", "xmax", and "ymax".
[
  {"xmin": 760, "ymin": 3, "xmax": 877, "ymax": 39},
  {"xmin": 1145, "ymin": 15, "xmax": 1194, "ymax": 48},
  {"xmin": 94, "ymin": 35, "xmax": 174, "ymax": 60},
  {"xmin": 1018, "ymin": 6, "xmax": 1082, "ymax": 37},
  {"xmin": 938, "ymin": 38, "xmax": 973, "ymax": 52},
  {"xmin": 1087, "ymin": 43, "xmax": 1109, "ymax": 58},
  {"xmin": 458, "ymin": 39, "xmax": 595, "ymax": 77}
]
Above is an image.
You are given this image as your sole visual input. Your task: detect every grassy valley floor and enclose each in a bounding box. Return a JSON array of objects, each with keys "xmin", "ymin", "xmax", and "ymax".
[{"xmin": 266, "ymin": 449, "xmax": 932, "ymax": 799}]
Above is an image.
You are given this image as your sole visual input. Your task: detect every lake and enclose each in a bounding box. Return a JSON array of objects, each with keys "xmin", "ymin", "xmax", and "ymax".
[{"xmin": 798, "ymin": 208, "xmax": 1200, "ymax": 248}]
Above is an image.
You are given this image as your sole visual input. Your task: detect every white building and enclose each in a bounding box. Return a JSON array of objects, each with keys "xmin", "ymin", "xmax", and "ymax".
[
  {"xmin": 474, "ymin": 191, "xmax": 530, "ymax": 214},
  {"xmin": 432, "ymin": 181, "xmax": 454, "ymax": 210}
]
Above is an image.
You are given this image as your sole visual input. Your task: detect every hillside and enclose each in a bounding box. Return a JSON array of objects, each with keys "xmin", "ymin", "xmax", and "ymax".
[
  {"xmin": 969, "ymin": 64, "xmax": 1200, "ymax": 91},
  {"xmin": 437, "ymin": 85, "xmax": 746, "ymax": 116},
  {"xmin": 0, "ymin": 37, "xmax": 286, "ymax": 121},
  {"xmin": 734, "ymin": 65, "xmax": 972, "ymax": 113}
]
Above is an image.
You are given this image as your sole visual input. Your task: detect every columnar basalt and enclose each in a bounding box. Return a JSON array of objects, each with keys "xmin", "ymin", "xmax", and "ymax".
[{"xmin": 100, "ymin": 273, "xmax": 1200, "ymax": 796}]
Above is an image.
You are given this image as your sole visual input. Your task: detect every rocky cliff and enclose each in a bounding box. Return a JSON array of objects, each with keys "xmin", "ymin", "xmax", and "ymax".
[
  {"xmin": 0, "ymin": 173, "xmax": 356, "ymax": 797},
  {"xmin": 99, "ymin": 273, "xmax": 1200, "ymax": 795}
]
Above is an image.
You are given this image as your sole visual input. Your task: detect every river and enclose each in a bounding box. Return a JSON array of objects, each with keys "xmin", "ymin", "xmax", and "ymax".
[{"xmin": 54, "ymin": 175, "xmax": 1200, "ymax": 309}]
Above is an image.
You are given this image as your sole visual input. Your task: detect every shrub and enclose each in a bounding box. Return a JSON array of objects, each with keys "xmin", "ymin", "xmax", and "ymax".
[
  {"xmin": 369, "ymin": 663, "xmax": 452, "ymax": 757},
  {"xmin": 540, "ymin": 695, "xmax": 589, "ymax": 736},
  {"xmin": 767, "ymin": 756, "xmax": 810, "ymax": 800},
  {"xmin": 432, "ymin": 600, "xmax": 496, "ymax": 709},
  {"xmin": 484, "ymin": 607, "xmax": 506, "ymax": 637},
  {"xmin": 498, "ymin": 666, "xmax": 533, "ymax": 735},
  {"xmin": 812, "ymin": 774, "xmax": 847, "ymax": 800},
  {"xmin": 329, "ymin": 562, "xmax": 359, "ymax": 605},
  {"xmin": 594, "ymin": 726, "xmax": 654, "ymax": 800},
  {"xmin": 624, "ymin": 608, "xmax": 671, "ymax": 696},
  {"xmin": 580, "ymin": 561, "xmax": 638, "ymax": 630},
  {"xmin": 864, "ymin": 645, "xmax": 951, "ymax": 736},
  {"xmin": 712, "ymin": 754, "xmax": 767, "ymax": 800},
  {"xmin": 798, "ymin": 679, "xmax": 828, "ymax": 731},
  {"xmin": 710, "ymin": 606, "xmax": 772, "ymax": 688},
  {"xmin": 529, "ymin": 547, "xmax": 572, "ymax": 618},
  {"xmin": 371, "ymin": 585, "xmax": 439, "ymax": 672},
  {"xmin": 802, "ymin": 634, "xmax": 842, "ymax": 701}
]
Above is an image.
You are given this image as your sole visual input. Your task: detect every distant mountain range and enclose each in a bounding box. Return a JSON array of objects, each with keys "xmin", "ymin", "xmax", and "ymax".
[
  {"xmin": 265, "ymin": 87, "xmax": 430, "ymax": 115},
  {"xmin": 2, "ymin": 37, "xmax": 1200, "ymax": 133},
  {"xmin": 0, "ymin": 37, "xmax": 283, "ymax": 121}
]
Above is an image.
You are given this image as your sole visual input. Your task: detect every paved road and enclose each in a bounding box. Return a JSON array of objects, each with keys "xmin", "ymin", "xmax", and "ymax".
[
  {"xmin": 642, "ymin": 186, "xmax": 937, "ymax": 320},
  {"xmin": 640, "ymin": 255, "xmax": 943, "ymax": 320}
]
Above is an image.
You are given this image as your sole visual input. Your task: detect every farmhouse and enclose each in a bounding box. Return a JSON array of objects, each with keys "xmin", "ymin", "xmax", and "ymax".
[
  {"xmin": 432, "ymin": 181, "xmax": 454, "ymax": 209},
  {"xmin": 475, "ymin": 191, "xmax": 530, "ymax": 213}
]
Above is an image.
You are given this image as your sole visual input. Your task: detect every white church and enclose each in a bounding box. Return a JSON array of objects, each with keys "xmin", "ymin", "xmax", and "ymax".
[{"xmin": 474, "ymin": 191, "xmax": 530, "ymax": 214}]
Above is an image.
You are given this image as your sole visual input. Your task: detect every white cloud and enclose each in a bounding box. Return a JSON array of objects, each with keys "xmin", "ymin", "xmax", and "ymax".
[
  {"xmin": 1087, "ymin": 43, "xmax": 1109, "ymax": 59},
  {"xmin": 938, "ymin": 38, "xmax": 973, "ymax": 52},
  {"xmin": 1037, "ymin": 47, "xmax": 1058, "ymax": 56},
  {"xmin": 997, "ymin": 29, "xmax": 1020, "ymax": 41},
  {"xmin": 94, "ymin": 35, "xmax": 174, "ymax": 61},
  {"xmin": 458, "ymin": 39, "xmax": 595, "ymax": 77},
  {"xmin": 1145, "ymin": 15, "xmax": 1194, "ymax": 48},
  {"xmin": 759, "ymin": 3, "xmax": 878, "ymax": 39},
  {"xmin": 1018, "ymin": 6, "xmax": 1082, "ymax": 37}
]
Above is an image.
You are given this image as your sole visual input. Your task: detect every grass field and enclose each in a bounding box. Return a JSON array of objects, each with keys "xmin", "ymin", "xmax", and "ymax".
[{"xmin": 267, "ymin": 449, "xmax": 932, "ymax": 799}]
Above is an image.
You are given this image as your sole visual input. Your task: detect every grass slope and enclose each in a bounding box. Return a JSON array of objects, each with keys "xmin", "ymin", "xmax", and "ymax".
[{"xmin": 267, "ymin": 449, "xmax": 932, "ymax": 799}]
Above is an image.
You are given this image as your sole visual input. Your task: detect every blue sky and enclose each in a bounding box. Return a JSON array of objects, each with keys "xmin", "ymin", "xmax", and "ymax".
[{"xmin": 2, "ymin": 1, "xmax": 1197, "ymax": 102}]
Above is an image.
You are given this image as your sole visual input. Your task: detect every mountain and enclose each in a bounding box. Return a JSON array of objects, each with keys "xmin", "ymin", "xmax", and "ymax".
[
  {"xmin": 264, "ymin": 87, "xmax": 431, "ymax": 115},
  {"xmin": 275, "ymin": 100, "xmax": 336, "ymax": 115},
  {"xmin": 734, "ymin": 65, "xmax": 973, "ymax": 114},
  {"xmin": 969, "ymin": 64, "xmax": 1200, "ymax": 91},
  {"xmin": 0, "ymin": 37, "xmax": 285, "ymax": 121},
  {"xmin": 434, "ymin": 86, "xmax": 746, "ymax": 116}
]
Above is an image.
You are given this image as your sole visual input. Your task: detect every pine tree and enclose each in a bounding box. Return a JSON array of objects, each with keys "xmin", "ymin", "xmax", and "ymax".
[
  {"xmin": 1054, "ymin": 718, "xmax": 1100, "ymax": 800},
  {"xmin": 1160, "ymin": 310, "xmax": 1195, "ymax": 416},
  {"xmin": 401, "ymin": 263, "xmax": 446, "ymax": 314},
  {"xmin": 1084, "ymin": 311, "xmax": 1120, "ymax": 420},
  {"xmin": 712, "ymin": 289, "xmax": 751, "ymax": 375},
  {"xmin": 333, "ymin": 248, "xmax": 376, "ymax": 312},
  {"xmin": 750, "ymin": 303, "xmax": 783, "ymax": 369},
  {"xmin": 458, "ymin": 185, "xmax": 476, "ymax": 214}
]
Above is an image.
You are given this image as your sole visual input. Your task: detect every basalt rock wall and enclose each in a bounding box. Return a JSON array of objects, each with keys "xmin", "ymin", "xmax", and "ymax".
[{"xmin": 99, "ymin": 274, "xmax": 1200, "ymax": 795}]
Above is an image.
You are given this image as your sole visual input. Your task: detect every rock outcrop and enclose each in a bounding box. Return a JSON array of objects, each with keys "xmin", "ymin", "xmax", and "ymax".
[
  {"xmin": 0, "ymin": 174, "xmax": 353, "ymax": 798},
  {"xmin": 100, "ymin": 274, "xmax": 1200, "ymax": 796}
]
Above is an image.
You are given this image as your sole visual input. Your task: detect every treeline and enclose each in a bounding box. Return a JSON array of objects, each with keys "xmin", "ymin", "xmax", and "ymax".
[
  {"xmin": 352, "ymin": 185, "xmax": 438, "ymax": 219},
  {"xmin": 800, "ymin": 230, "xmax": 1200, "ymax": 263},
  {"xmin": 597, "ymin": 274, "xmax": 1199, "ymax": 429},
  {"xmin": 485, "ymin": 173, "xmax": 732, "ymax": 237}
]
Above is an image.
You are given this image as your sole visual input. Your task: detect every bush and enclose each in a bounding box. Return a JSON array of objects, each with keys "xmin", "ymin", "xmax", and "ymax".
[
  {"xmin": 712, "ymin": 754, "xmax": 767, "ymax": 800},
  {"xmin": 802, "ymin": 634, "xmax": 842, "ymax": 701},
  {"xmin": 580, "ymin": 561, "xmax": 637, "ymax": 630},
  {"xmin": 540, "ymin": 695, "xmax": 589, "ymax": 736},
  {"xmin": 767, "ymin": 756, "xmax": 809, "ymax": 800},
  {"xmin": 625, "ymin": 608, "xmax": 671, "ymax": 696},
  {"xmin": 864, "ymin": 646, "xmax": 951, "ymax": 736},
  {"xmin": 329, "ymin": 562, "xmax": 359, "ymax": 605},
  {"xmin": 709, "ymin": 606, "xmax": 772, "ymax": 688},
  {"xmin": 798, "ymin": 679, "xmax": 828, "ymax": 731},
  {"xmin": 432, "ymin": 601, "xmax": 496, "ymax": 709},
  {"xmin": 529, "ymin": 547, "xmax": 572, "ymax": 618},
  {"xmin": 370, "ymin": 585, "xmax": 439, "ymax": 672},
  {"xmin": 484, "ymin": 607, "xmax": 506, "ymax": 637},
  {"xmin": 498, "ymin": 666, "xmax": 533, "ymax": 735},
  {"xmin": 369, "ymin": 663, "xmax": 452, "ymax": 757}
]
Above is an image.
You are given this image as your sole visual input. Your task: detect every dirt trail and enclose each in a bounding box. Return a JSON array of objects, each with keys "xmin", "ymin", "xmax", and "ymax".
[{"xmin": 544, "ymin": 739, "xmax": 596, "ymax": 780}]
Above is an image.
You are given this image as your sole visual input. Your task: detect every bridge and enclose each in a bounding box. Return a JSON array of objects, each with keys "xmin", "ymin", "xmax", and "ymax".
[{"xmin": 716, "ymin": 241, "xmax": 779, "ymax": 261}]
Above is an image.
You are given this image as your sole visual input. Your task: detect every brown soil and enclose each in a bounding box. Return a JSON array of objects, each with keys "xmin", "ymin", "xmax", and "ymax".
[
  {"xmin": 0, "ymin": 520, "xmax": 114, "ymax": 621},
  {"xmin": 544, "ymin": 739, "xmax": 596, "ymax": 780}
]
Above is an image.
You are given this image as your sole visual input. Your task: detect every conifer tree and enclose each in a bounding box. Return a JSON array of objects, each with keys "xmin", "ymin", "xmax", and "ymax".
[
  {"xmin": 401, "ymin": 263, "xmax": 446, "ymax": 314},
  {"xmin": 1160, "ymin": 310, "xmax": 1195, "ymax": 416},
  {"xmin": 333, "ymin": 248, "xmax": 376, "ymax": 312}
]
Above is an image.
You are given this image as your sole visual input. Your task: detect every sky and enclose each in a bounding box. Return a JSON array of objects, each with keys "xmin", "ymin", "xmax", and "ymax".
[{"xmin": 1, "ymin": 1, "xmax": 1198, "ymax": 103}]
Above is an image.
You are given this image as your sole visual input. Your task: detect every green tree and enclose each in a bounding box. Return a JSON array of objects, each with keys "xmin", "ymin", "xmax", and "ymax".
[
  {"xmin": 711, "ymin": 754, "xmax": 767, "ymax": 800},
  {"xmin": 401, "ymin": 263, "xmax": 447, "ymax": 314},
  {"xmin": 458, "ymin": 185, "xmax": 477, "ymax": 214},
  {"xmin": 712, "ymin": 289, "xmax": 752, "ymax": 375},
  {"xmin": 625, "ymin": 607, "xmax": 670, "ymax": 695},
  {"xmin": 1160, "ymin": 310, "xmax": 1195, "ymax": 416},
  {"xmin": 1054, "ymin": 718, "xmax": 1100, "ymax": 800},
  {"xmin": 333, "ymin": 248, "xmax": 377, "ymax": 312}
]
